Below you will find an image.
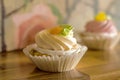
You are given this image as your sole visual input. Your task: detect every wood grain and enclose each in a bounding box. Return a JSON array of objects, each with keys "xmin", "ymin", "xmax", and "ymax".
[{"xmin": 0, "ymin": 46, "xmax": 120, "ymax": 80}]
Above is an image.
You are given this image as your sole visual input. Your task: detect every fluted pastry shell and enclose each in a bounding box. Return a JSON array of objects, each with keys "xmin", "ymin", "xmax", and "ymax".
[
  {"xmin": 23, "ymin": 44, "xmax": 87, "ymax": 72},
  {"xmin": 80, "ymin": 32, "xmax": 120, "ymax": 50}
]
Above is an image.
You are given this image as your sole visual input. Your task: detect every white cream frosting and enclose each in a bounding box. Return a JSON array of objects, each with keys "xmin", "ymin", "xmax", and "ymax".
[{"xmin": 35, "ymin": 29, "xmax": 78, "ymax": 51}]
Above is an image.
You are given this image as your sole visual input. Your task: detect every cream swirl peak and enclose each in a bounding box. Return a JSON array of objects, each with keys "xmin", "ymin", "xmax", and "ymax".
[
  {"xmin": 35, "ymin": 24, "xmax": 78, "ymax": 50},
  {"xmin": 85, "ymin": 12, "xmax": 117, "ymax": 35}
]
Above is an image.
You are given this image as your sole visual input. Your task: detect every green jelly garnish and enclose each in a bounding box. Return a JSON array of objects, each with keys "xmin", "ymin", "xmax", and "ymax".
[{"xmin": 59, "ymin": 24, "xmax": 73, "ymax": 36}]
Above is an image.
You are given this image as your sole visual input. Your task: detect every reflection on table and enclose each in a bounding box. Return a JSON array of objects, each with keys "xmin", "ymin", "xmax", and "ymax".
[{"xmin": 0, "ymin": 46, "xmax": 120, "ymax": 80}]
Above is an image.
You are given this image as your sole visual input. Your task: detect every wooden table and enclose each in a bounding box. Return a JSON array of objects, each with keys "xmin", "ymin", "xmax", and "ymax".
[{"xmin": 0, "ymin": 47, "xmax": 120, "ymax": 80}]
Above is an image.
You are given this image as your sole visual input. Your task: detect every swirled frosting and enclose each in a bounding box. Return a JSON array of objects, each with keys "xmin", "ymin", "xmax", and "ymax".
[
  {"xmin": 85, "ymin": 20, "xmax": 117, "ymax": 34},
  {"xmin": 35, "ymin": 24, "xmax": 78, "ymax": 50},
  {"xmin": 85, "ymin": 12, "xmax": 117, "ymax": 36}
]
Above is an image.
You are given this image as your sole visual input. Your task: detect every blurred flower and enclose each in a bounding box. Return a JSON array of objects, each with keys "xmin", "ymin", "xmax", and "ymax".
[{"xmin": 13, "ymin": 4, "xmax": 58, "ymax": 49}]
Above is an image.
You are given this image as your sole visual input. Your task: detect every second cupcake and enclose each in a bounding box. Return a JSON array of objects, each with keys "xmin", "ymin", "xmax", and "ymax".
[{"xmin": 80, "ymin": 12, "xmax": 120, "ymax": 50}]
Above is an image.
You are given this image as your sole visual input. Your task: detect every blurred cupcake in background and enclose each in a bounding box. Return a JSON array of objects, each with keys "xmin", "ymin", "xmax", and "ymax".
[{"xmin": 80, "ymin": 12, "xmax": 120, "ymax": 50}]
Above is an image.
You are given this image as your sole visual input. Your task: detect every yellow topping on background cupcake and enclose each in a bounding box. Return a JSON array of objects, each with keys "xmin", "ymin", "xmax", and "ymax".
[{"xmin": 95, "ymin": 12, "xmax": 111, "ymax": 21}]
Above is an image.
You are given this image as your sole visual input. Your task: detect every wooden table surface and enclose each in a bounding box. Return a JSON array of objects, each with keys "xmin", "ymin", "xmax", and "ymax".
[{"xmin": 0, "ymin": 47, "xmax": 120, "ymax": 80}]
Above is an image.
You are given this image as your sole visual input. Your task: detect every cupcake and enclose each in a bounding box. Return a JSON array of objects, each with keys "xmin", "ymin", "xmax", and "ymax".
[
  {"xmin": 80, "ymin": 12, "xmax": 120, "ymax": 50},
  {"xmin": 23, "ymin": 24, "xmax": 87, "ymax": 72}
]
